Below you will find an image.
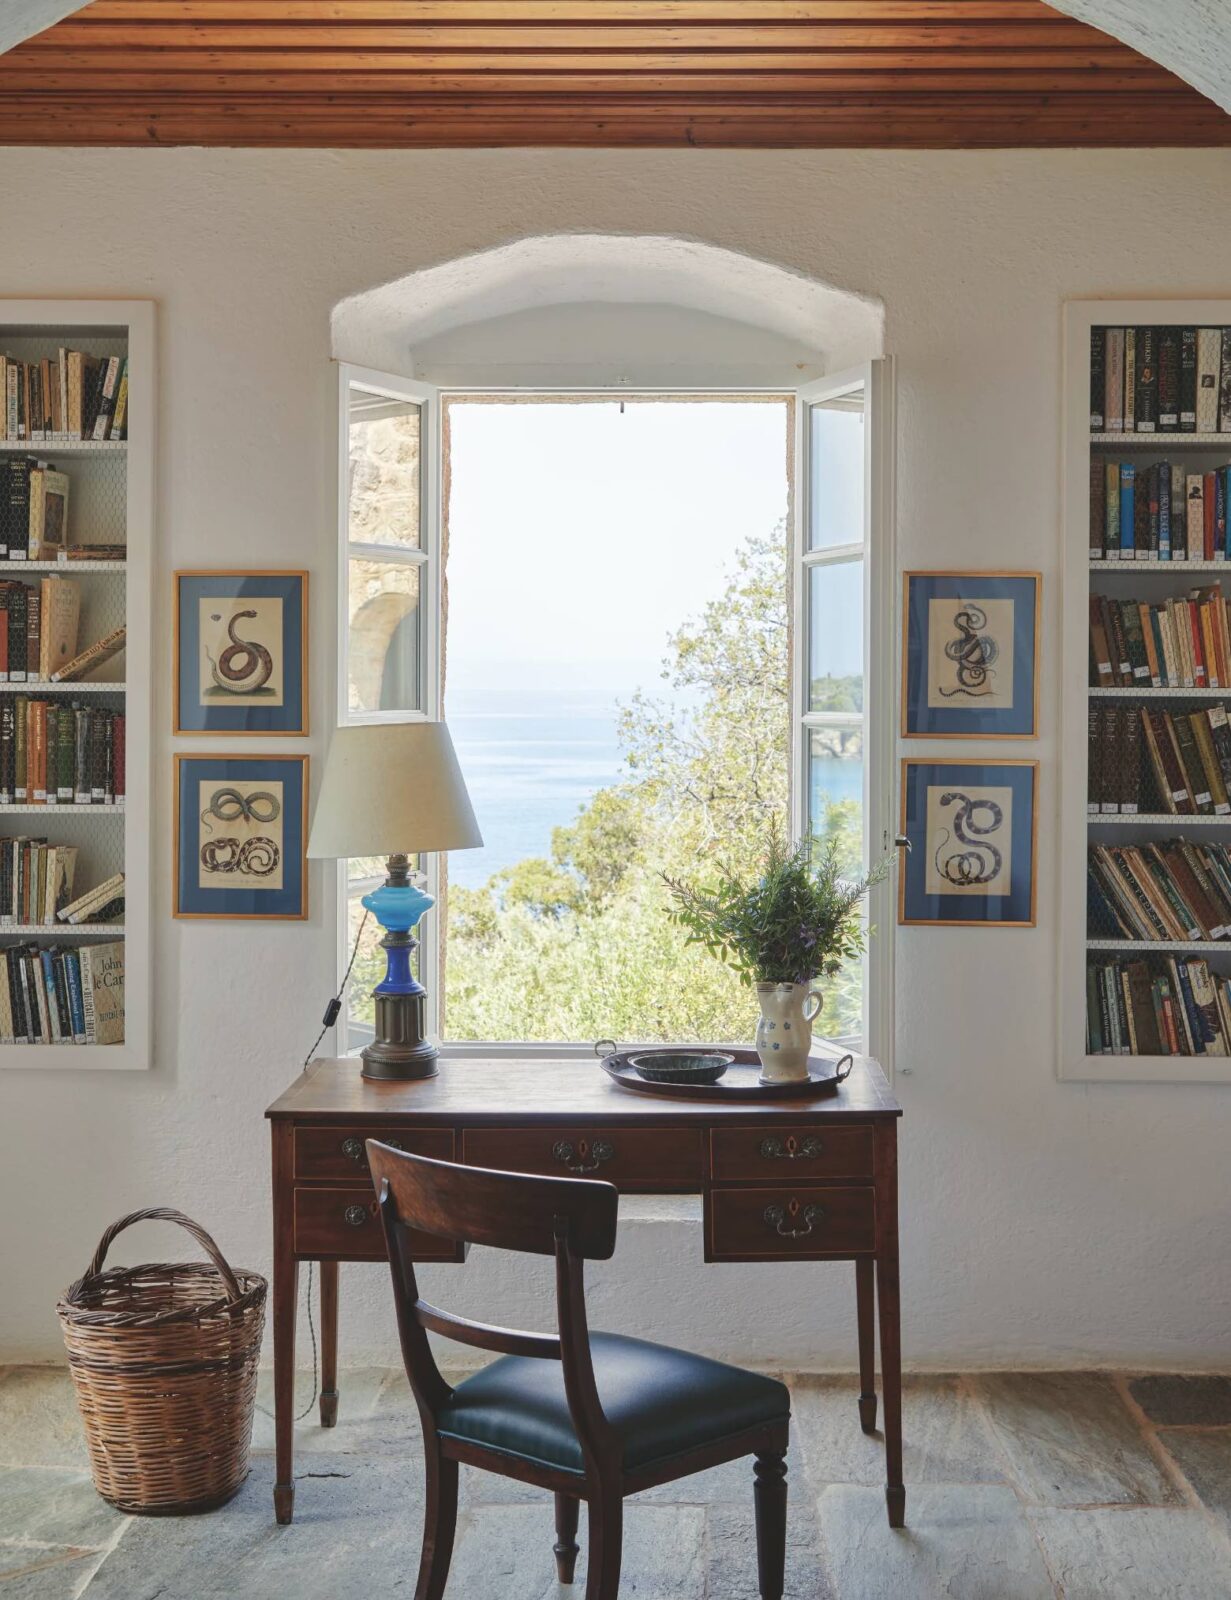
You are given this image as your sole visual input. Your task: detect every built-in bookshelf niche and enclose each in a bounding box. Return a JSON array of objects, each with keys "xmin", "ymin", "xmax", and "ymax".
[
  {"xmin": 0, "ymin": 302, "xmax": 151, "ymax": 1070},
  {"xmin": 1062, "ymin": 300, "xmax": 1231, "ymax": 1083}
]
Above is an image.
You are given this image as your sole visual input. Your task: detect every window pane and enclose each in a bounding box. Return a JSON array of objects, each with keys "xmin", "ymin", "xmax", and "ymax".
[
  {"xmin": 809, "ymin": 559, "xmax": 863, "ymax": 713},
  {"xmin": 808, "ymin": 725, "xmax": 864, "ymax": 1040},
  {"xmin": 346, "ymin": 556, "xmax": 420, "ymax": 716},
  {"xmin": 347, "ymin": 387, "xmax": 422, "ymax": 550},
  {"xmin": 808, "ymin": 394, "xmax": 864, "ymax": 551}
]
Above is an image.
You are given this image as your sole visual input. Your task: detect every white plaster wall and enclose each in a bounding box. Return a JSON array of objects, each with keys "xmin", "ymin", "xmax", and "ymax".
[{"xmin": 3, "ymin": 147, "xmax": 1231, "ymax": 1371}]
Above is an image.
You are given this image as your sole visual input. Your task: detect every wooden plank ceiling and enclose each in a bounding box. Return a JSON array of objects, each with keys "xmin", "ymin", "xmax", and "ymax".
[{"xmin": 1, "ymin": 0, "xmax": 1228, "ymax": 149}]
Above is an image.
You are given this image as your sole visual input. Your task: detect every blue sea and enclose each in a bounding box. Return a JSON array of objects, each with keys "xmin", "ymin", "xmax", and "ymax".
[{"xmin": 446, "ymin": 687, "xmax": 861, "ymax": 890}]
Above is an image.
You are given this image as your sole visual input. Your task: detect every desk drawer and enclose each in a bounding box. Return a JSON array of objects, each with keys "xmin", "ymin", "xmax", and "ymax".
[
  {"xmin": 294, "ymin": 1126, "xmax": 453, "ymax": 1182},
  {"xmin": 293, "ymin": 1186, "xmax": 461, "ymax": 1262},
  {"xmin": 710, "ymin": 1125, "xmax": 873, "ymax": 1183},
  {"xmin": 463, "ymin": 1126, "xmax": 702, "ymax": 1189},
  {"xmin": 707, "ymin": 1185, "xmax": 875, "ymax": 1261}
]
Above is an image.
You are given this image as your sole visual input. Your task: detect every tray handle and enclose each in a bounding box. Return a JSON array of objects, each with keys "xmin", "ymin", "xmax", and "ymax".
[
  {"xmin": 593, "ymin": 1038, "xmax": 619, "ymax": 1060},
  {"xmin": 833, "ymin": 1052, "xmax": 854, "ymax": 1083}
]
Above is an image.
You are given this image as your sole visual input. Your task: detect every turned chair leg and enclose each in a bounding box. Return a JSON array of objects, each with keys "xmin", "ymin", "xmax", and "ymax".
[
  {"xmin": 584, "ymin": 1490, "xmax": 623, "ymax": 1600},
  {"xmin": 753, "ymin": 1452, "xmax": 788, "ymax": 1600},
  {"xmin": 414, "ymin": 1449, "xmax": 458, "ymax": 1600},
  {"xmin": 554, "ymin": 1492, "xmax": 581, "ymax": 1584}
]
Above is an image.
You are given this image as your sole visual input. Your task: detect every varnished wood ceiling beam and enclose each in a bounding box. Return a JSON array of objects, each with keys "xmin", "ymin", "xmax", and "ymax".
[{"xmin": 1, "ymin": 0, "xmax": 1227, "ymax": 149}]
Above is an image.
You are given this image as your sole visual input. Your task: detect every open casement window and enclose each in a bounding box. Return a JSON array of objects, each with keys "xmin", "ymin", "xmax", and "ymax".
[
  {"xmin": 793, "ymin": 363, "xmax": 895, "ymax": 1065},
  {"xmin": 336, "ymin": 364, "xmax": 441, "ymax": 1056},
  {"xmin": 336, "ymin": 369, "xmax": 893, "ymax": 1067}
]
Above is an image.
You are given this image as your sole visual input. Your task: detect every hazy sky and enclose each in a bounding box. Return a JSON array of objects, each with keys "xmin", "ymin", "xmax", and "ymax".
[{"xmin": 443, "ymin": 399, "xmax": 792, "ymax": 695}]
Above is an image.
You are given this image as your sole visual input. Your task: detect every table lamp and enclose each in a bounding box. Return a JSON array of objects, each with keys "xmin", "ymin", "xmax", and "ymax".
[{"xmin": 307, "ymin": 721, "xmax": 482, "ymax": 1080}]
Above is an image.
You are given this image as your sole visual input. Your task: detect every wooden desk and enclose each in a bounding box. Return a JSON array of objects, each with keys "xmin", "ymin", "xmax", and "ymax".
[{"xmin": 266, "ymin": 1054, "xmax": 904, "ymax": 1527}]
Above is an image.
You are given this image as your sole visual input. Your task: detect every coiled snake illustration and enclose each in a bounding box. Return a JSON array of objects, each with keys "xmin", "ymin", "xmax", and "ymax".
[
  {"xmin": 933, "ymin": 790, "xmax": 1003, "ymax": 887},
  {"xmin": 199, "ymin": 787, "xmax": 281, "ymax": 877},
  {"xmin": 206, "ymin": 609, "xmax": 274, "ymax": 695},
  {"xmin": 939, "ymin": 605, "xmax": 998, "ymax": 698}
]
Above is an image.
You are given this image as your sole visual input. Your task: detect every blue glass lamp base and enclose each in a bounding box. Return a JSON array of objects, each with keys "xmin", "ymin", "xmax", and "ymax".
[{"xmin": 359, "ymin": 871, "xmax": 439, "ymax": 1081}]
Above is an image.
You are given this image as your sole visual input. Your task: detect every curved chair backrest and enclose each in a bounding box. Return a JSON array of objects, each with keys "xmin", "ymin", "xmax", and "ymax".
[{"xmin": 367, "ymin": 1141, "xmax": 619, "ymax": 1261}]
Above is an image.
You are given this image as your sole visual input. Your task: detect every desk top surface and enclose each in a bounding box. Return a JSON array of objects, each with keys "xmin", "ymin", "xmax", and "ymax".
[{"xmin": 267, "ymin": 1053, "xmax": 901, "ymax": 1124}]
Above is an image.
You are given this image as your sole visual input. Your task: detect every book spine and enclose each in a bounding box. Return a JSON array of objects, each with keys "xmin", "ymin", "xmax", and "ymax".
[
  {"xmin": 1221, "ymin": 329, "xmax": 1231, "ymax": 433},
  {"xmin": 1119, "ymin": 463, "xmax": 1135, "ymax": 555},
  {"xmin": 1105, "ymin": 460, "xmax": 1119, "ymax": 558},
  {"xmin": 79, "ymin": 944, "xmax": 96, "ymax": 1043},
  {"xmin": 1197, "ymin": 327, "xmax": 1222, "ymax": 432},
  {"xmin": 1180, "ymin": 327, "xmax": 1198, "ymax": 431},
  {"xmin": 1090, "ymin": 327, "xmax": 1106, "ymax": 431},
  {"xmin": 1159, "ymin": 464, "xmax": 1171, "ymax": 560},
  {"xmin": 1135, "ymin": 325, "xmax": 1158, "ymax": 432},
  {"xmin": 1089, "ymin": 457, "xmax": 1105, "ymax": 560},
  {"xmin": 1106, "ymin": 329, "xmax": 1125, "ymax": 432},
  {"xmin": 64, "ymin": 949, "xmax": 85, "ymax": 1043},
  {"xmin": 1188, "ymin": 475, "xmax": 1206, "ymax": 562},
  {"xmin": 1158, "ymin": 328, "xmax": 1180, "ymax": 431},
  {"xmin": 112, "ymin": 713, "xmax": 125, "ymax": 806}
]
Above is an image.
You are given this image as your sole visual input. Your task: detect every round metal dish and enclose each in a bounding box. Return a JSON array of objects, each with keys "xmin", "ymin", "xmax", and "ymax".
[
  {"xmin": 594, "ymin": 1043, "xmax": 854, "ymax": 1101},
  {"xmin": 626, "ymin": 1049, "xmax": 733, "ymax": 1085}
]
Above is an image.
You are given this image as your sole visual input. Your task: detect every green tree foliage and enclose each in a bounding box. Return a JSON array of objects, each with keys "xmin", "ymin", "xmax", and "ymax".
[{"xmin": 427, "ymin": 523, "xmax": 866, "ymax": 1044}]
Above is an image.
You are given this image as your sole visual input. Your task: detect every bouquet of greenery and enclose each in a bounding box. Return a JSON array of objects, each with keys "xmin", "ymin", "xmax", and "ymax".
[{"xmin": 662, "ymin": 824, "xmax": 890, "ymax": 987}]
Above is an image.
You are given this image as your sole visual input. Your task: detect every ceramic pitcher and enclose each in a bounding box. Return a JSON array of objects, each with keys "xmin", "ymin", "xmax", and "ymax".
[{"xmin": 755, "ymin": 981, "xmax": 823, "ymax": 1084}]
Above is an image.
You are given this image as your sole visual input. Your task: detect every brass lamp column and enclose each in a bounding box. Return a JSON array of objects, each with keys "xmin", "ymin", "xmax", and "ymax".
[{"xmin": 307, "ymin": 722, "xmax": 482, "ymax": 1080}]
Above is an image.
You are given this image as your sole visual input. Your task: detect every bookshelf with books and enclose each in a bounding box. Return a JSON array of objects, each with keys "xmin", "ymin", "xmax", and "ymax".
[
  {"xmin": 0, "ymin": 303, "xmax": 150, "ymax": 1070},
  {"xmin": 1064, "ymin": 300, "xmax": 1231, "ymax": 1082}
]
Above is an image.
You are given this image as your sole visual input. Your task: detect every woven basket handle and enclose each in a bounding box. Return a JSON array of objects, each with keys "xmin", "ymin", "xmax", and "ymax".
[{"xmin": 85, "ymin": 1207, "xmax": 244, "ymax": 1303}]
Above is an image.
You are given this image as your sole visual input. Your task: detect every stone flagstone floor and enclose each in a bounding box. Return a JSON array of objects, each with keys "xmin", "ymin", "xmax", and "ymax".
[{"xmin": 2, "ymin": 1365, "xmax": 1231, "ymax": 1598}]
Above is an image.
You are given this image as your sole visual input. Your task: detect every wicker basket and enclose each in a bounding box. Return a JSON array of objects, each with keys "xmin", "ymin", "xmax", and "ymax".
[{"xmin": 57, "ymin": 1207, "xmax": 267, "ymax": 1515}]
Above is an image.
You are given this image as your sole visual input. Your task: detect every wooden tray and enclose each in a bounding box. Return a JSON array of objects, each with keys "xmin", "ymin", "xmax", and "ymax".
[{"xmin": 596, "ymin": 1045, "xmax": 853, "ymax": 1102}]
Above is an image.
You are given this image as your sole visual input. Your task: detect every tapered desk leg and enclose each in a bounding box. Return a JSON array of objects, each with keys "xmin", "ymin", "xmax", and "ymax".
[
  {"xmin": 319, "ymin": 1262, "xmax": 339, "ymax": 1428},
  {"xmin": 856, "ymin": 1257, "xmax": 878, "ymax": 1433},
  {"xmin": 875, "ymin": 1124, "xmax": 904, "ymax": 1528},
  {"xmin": 272, "ymin": 1124, "xmax": 299, "ymax": 1525}
]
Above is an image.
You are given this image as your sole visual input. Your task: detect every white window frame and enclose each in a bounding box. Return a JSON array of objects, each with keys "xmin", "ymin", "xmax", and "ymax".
[
  {"xmin": 793, "ymin": 362, "xmax": 896, "ymax": 1071},
  {"xmin": 335, "ymin": 377, "xmax": 895, "ymax": 1070},
  {"xmin": 334, "ymin": 363, "xmax": 442, "ymax": 1057}
]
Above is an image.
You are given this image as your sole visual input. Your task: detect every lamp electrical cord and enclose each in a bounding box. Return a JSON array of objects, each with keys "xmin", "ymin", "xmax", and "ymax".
[{"xmin": 256, "ymin": 909, "xmax": 371, "ymax": 1427}]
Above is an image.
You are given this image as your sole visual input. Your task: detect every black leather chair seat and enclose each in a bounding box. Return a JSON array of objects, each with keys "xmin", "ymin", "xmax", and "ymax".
[{"xmin": 436, "ymin": 1331, "xmax": 790, "ymax": 1476}]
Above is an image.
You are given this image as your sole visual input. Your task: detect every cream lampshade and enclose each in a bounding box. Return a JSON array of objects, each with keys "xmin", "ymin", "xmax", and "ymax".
[{"xmin": 308, "ymin": 722, "xmax": 482, "ymax": 1079}]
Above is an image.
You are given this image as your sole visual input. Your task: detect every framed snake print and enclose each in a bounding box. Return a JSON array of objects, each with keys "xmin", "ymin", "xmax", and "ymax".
[
  {"xmin": 174, "ymin": 571, "xmax": 308, "ymax": 735},
  {"xmin": 898, "ymin": 758, "xmax": 1037, "ymax": 927},
  {"xmin": 174, "ymin": 754, "xmax": 308, "ymax": 919},
  {"xmin": 902, "ymin": 572, "xmax": 1040, "ymax": 738}
]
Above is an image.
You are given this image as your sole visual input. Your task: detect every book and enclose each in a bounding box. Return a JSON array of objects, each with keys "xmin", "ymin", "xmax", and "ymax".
[
  {"xmin": 1089, "ymin": 458, "xmax": 1105, "ymax": 559},
  {"xmin": 1090, "ymin": 327, "xmax": 1106, "ymax": 430},
  {"xmin": 37, "ymin": 577, "xmax": 79, "ymax": 680},
  {"xmin": 1105, "ymin": 328, "xmax": 1125, "ymax": 432},
  {"xmin": 1123, "ymin": 328, "xmax": 1136, "ymax": 431},
  {"xmin": 27, "ymin": 466, "xmax": 69, "ymax": 561},
  {"xmin": 1135, "ymin": 326, "xmax": 1158, "ymax": 432},
  {"xmin": 51, "ymin": 624, "xmax": 125, "ymax": 684},
  {"xmin": 58, "ymin": 871, "xmax": 124, "ymax": 924},
  {"xmin": 1221, "ymin": 329, "xmax": 1231, "ymax": 432},
  {"xmin": 1158, "ymin": 327, "xmax": 1180, "ymax": 431},
  {"xmin": 80, "ymin": 940, "xmax": 123, "ymax": 1045},
  {"xmin": 1197, "ymin": 328, "xmax": 1223, "ymax": 432},
  {"xmin": 91, "ymin": 357, "xmax": 122, "ymax": 441},
  {"xmin": 1180, "ymin": 327, "xmax": 1198, "ymax": 430}
]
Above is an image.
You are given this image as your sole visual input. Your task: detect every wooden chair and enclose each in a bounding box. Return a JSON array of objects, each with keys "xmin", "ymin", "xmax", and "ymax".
[{"xmin": 367, "ymin": 1141, "xmax": 791, "ymax": 1600}]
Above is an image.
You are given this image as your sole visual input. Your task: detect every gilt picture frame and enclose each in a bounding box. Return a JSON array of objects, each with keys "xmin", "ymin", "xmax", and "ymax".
[
  {"xmin": 173, "ymin": 753, "xmax": 308, "ymax": 920},
  {"xmin": 902, "ymin": 571, "xmax": 1040, "ymax": 739},
  {"xmin": 174, "ymin": 570, "xmax": 308, "ymax": 736},
  {"xmin": 899, "ymin": 758, "xmax": 1038, "ymax": 928}
]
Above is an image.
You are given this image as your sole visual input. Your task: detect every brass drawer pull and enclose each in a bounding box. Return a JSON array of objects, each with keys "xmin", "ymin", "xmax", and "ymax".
[
  {"xmin": 764, "ymin": 1202, "xmax": 822, "ymax": 1239},
  {"xmin": 343, "ymin": 1205, "xmax": 368, "ymax": 1228},
  {"xmin": 552, "ymin": 1138, "xmax": 614, "ymax": 1174},
  {"xmin": 760, "ymin": 1136, "xmax": 823, "ymax": 1162},
  {"xmin": 341, "ymin": 1136, "xmax": 402, "ymax": 1162}
]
